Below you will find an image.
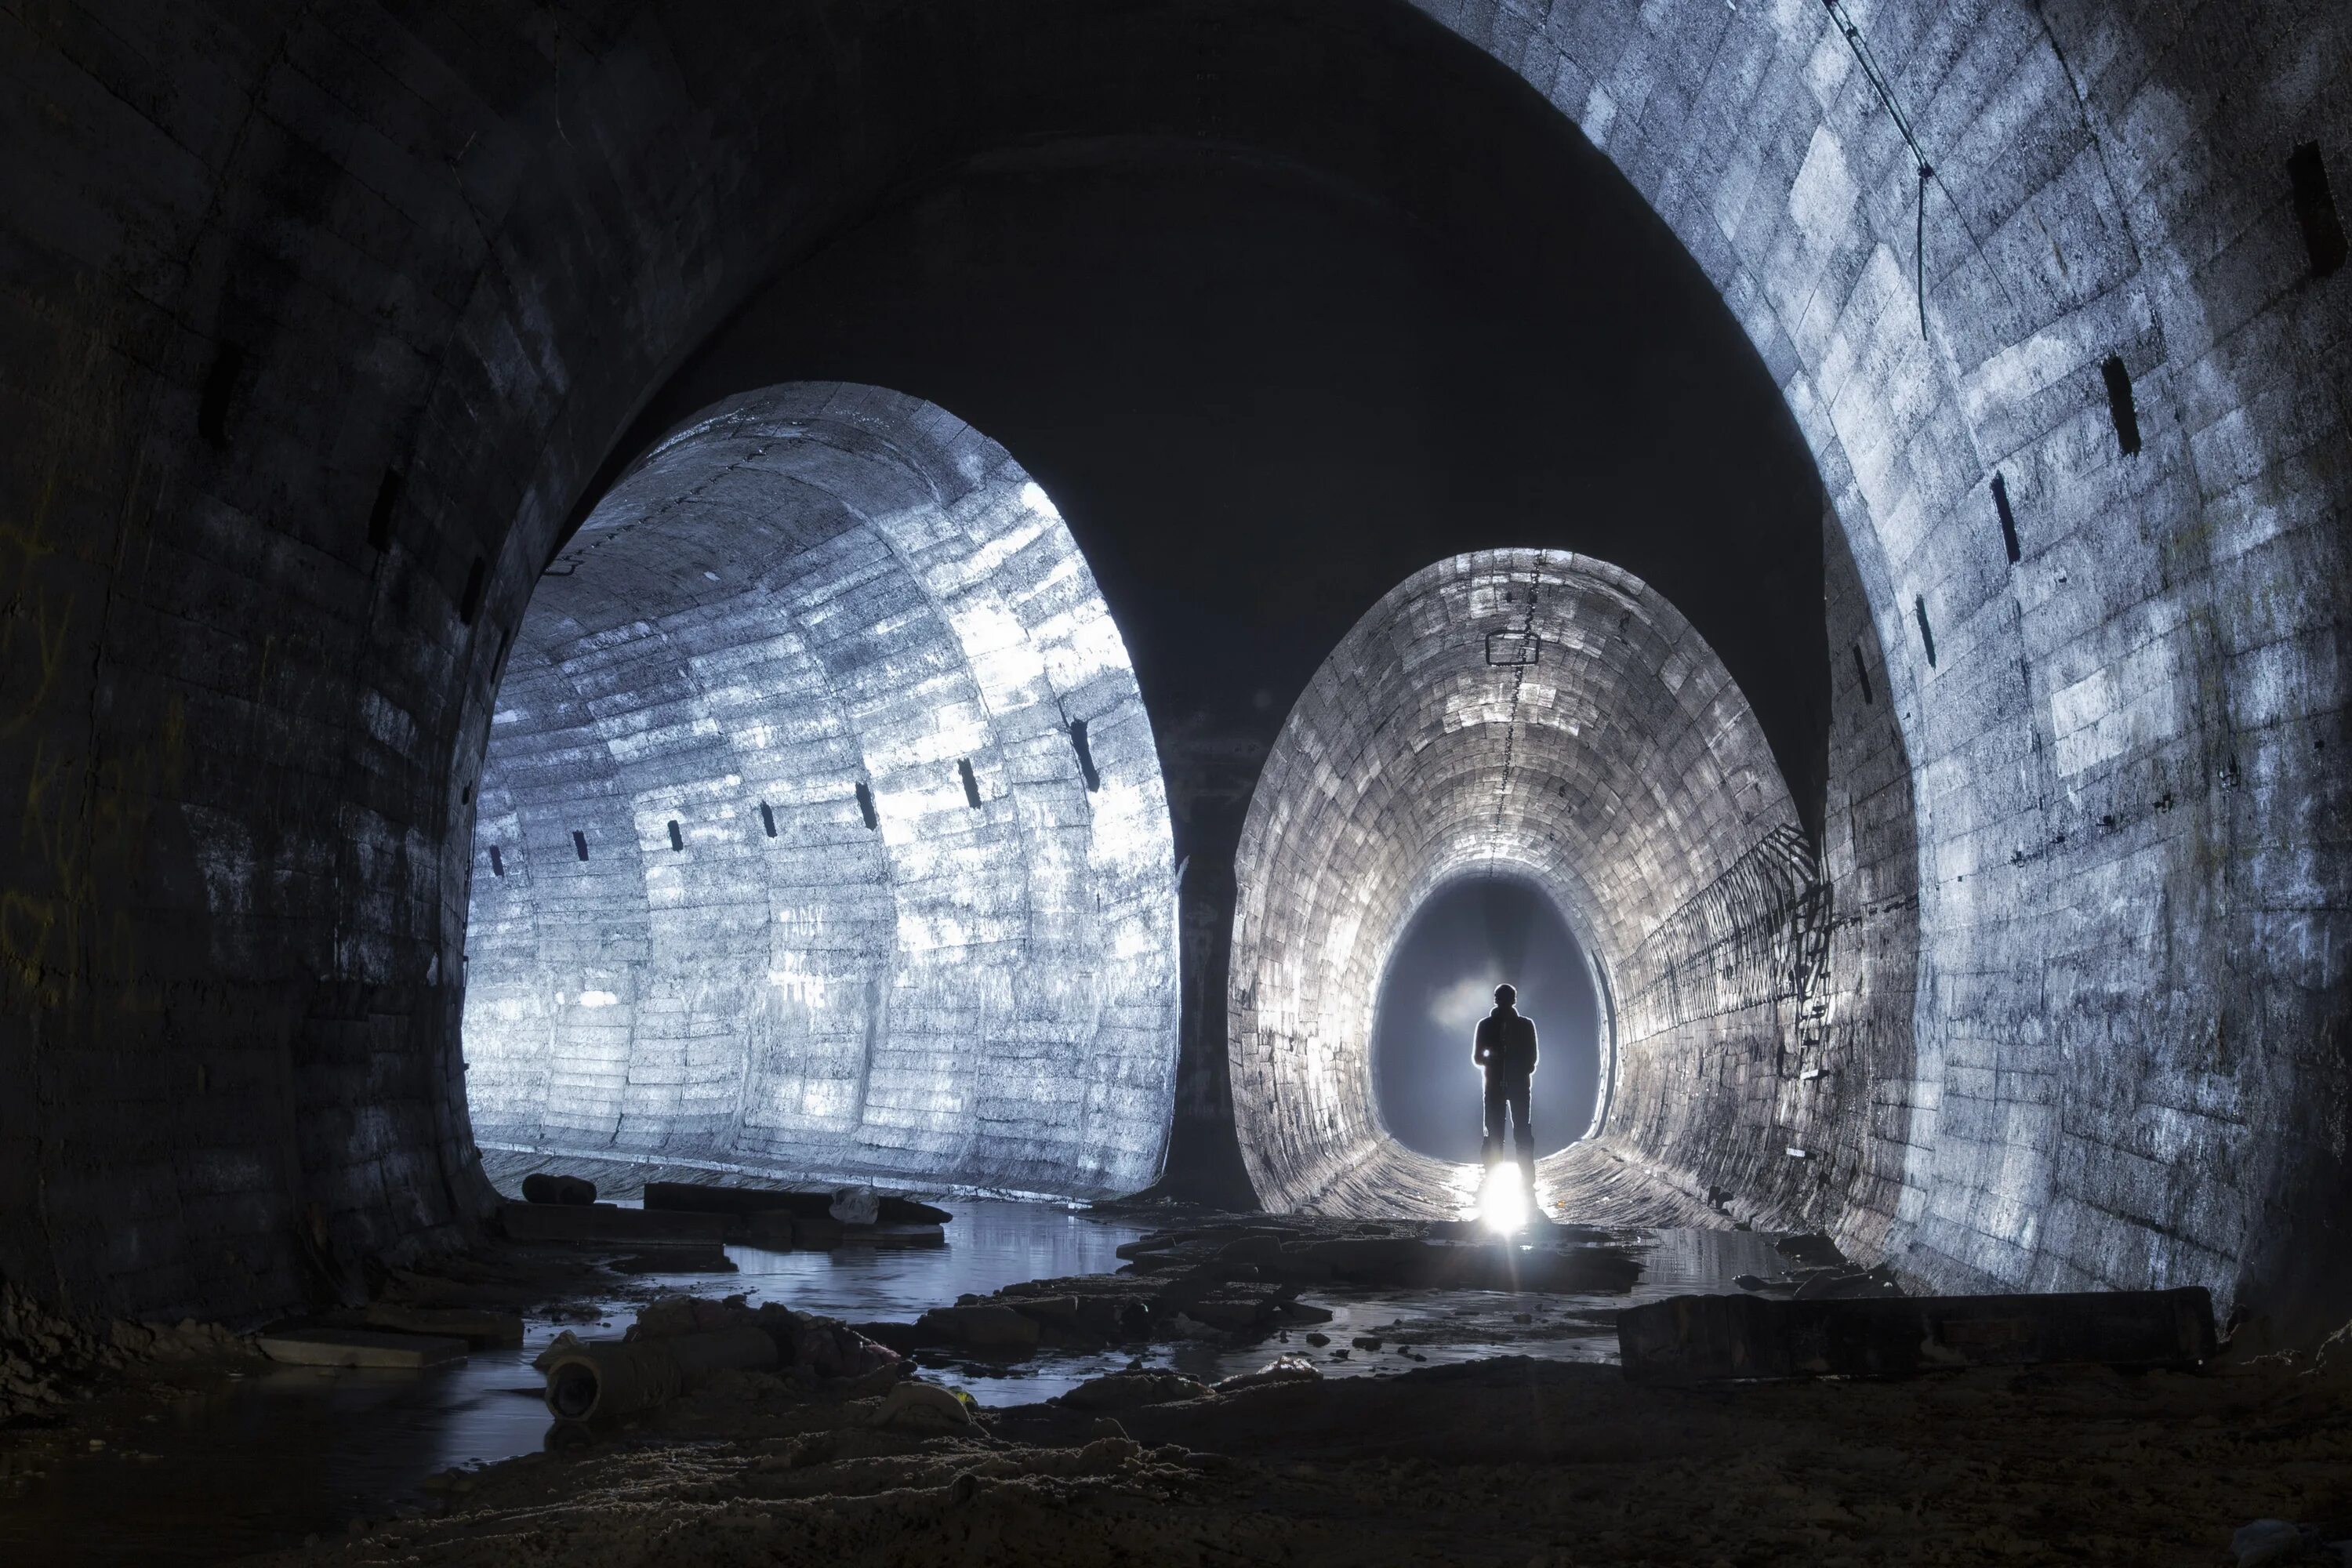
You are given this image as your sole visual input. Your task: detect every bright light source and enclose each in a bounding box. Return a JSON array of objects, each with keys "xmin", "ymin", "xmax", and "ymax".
[{"xmin": 1477, "ymin": 1163, "xmax": 1528, "ymax": 1233}]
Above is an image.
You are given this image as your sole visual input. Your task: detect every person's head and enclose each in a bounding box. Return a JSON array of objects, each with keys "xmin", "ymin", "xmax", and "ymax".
[{"xmin": 1493, "ymin": 983, "xmax": 1516, "ymax": 1009}]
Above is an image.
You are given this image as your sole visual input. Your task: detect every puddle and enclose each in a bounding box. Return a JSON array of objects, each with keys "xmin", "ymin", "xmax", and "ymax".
[
  {"xmin": 0, "ymin": 1204, "xmax": 1781, "ymax": 1566},
  {"xmin": 912, "ymin": 1223, "xmax": 1794, "ymax": 1401},
  {"xmin": 0, "ymin": 1200, "xmax": 1149, "ymax": 1566}
]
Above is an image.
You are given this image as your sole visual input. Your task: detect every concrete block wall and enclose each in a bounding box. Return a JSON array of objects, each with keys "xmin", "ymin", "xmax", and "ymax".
[
  {"xmin": 1227, "ymin": 550, "xmax": 1915, "ymax": 1221},
  {"xmin": 1418, "ymin": 0, "xmax": 2350, "ymax": 1320},
  {"xmin": 463, "ymin": 385, "xmax": 1180, "ymax": 1197}
]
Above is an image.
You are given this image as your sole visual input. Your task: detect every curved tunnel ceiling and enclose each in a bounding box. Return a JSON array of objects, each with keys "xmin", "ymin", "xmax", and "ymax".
[
  {"xmin": 1230, "ymin": 550, "xmax": 1802, "ymax": 1216},
  {"xmin": 590, "ymin": 9, "xmax": 1834, "ymax": 843},
  {"xmin": 4, "ymin": 0, "xmax": 2343, "ymax": 1338},
  {"xmin": 461, "ymin": 383, "xmax": 1178, "ymax": 1196}
]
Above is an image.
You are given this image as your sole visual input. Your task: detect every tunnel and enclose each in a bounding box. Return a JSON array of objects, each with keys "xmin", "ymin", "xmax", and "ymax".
[
  {"xmin": 459, "ymin": 383, "xmax": 1178, "ymax": 1196},
  {"xmin": 1, "ymin": 0, "xmax": 2346, "ymax": 1362},
  {"xmin": 1230, "ymin": 550, "xmax": 1886, "ymax": 1224},
  {"xmin": 1367, "ymin": 873, "xmax": 1606, "ymax": 1167}
]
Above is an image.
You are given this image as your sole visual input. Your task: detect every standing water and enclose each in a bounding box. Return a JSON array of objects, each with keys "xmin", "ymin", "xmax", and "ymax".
[{"xmin": 0, "ymin": 1202, "xmax": 1781, "ymax": 1566}]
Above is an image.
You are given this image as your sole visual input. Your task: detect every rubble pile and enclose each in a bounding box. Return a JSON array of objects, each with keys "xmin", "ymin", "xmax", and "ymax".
[
  {"xmin": 1729, "ymin": 1232, "xmax": 1904, "ymax": 1301},
  {"xmin": 623, "ymin": 1293, "xmax": 905, "ymax": 1385},
  {"xmin": 886, "ymin": 1215, "xmax": 1648, "ymax": 1359},
  {"xmin": 2, "ymin": 1276, "xmax": 251, "ymax": 1425}
]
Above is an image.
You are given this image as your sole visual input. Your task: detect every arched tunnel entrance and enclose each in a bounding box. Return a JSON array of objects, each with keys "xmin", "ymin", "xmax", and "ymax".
[
  {"xmin": 1370, "ymin": 874, "xmax": 1605, "ymax": 1166},
  {"xmin": 2, "ymin": 0, "xmax": 2344, "ymax": 1356},
  {"xmin": 1229, "ymin": 551, "xmax": 1883, "ymax": 1223},
  {"xmin": 459, "ymin": 384, "xmax": 1179, "ymax": 1197}
]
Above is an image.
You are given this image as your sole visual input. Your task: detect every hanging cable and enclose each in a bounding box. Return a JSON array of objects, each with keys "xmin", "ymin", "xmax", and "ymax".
[
  {"xmin": 1822, "ymin": 0, "xmax": 1934, "ymax": 338},
  {"xmin": 1484, "ymin": 564, "xmax": 1541, "ymax": 884}
]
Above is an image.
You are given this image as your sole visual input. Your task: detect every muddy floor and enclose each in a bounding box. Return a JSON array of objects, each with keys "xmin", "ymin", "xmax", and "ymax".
[
  {"xmin": 243, "ymin": 1341, "xmax": 2352, "ymax": 1567},
  {"xmin": 8, "ymin": 1195, "xmax": 2350, "ymax": 1566}
]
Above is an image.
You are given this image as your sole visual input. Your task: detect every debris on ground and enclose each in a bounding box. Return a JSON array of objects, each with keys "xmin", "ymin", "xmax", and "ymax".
[
  {"xmin": 2, "ymin": 1276, "xmax": 255, "ymax": 1426},
  {"xmin": 256, "ymin": 1327, "xmax": 471, "ymax": 1369},
  {"xmin": 240, "ymin": 1335, "xmax": 2352, "ymax": 1568},
  {"xmin": 1619, "ymin": 1285, "xmax": 2220, "ymax": 1384},
  {"xmin": 519, "ymin": 1173, "xmax": 598, "ymax": 1206},
  {"xmin": 535, "ymin": 1293, "xmax": 909, "ymax": 1421}
]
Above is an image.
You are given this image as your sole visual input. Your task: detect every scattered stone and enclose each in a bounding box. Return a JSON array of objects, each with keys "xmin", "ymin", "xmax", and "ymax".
[
  {"xmin": 829, "ymin": 1187, "xmax": 882, "ymax": 1225},
  {"xmin": 851, "ymin": 1321, "xmax": 924, "ymax": 1354},
  {"xmin": 2231, "ymin": 1519, "xmax": 2328, "ymax": 1567},
  {"xmin": 1791, "ymin": 1264, "xmax": 1902, "ymax": 1301},
  {"xmin": 1776, "ymin": 1233, "xmax": 1844, "ymax": 1268},
  {"xmin": 873, "ymin": 1379, "xmax": 971, "ymax": 1431},
  {"xmin": 1059, "ymin": 1372, "xmax": 1216, "ymax": 1411},
  {"xmin": 1165, "ymin": 1314, "xmax": 1228, "ymax": 1341},
  {"xmin": 1620, "ymin": 1287, "xmax": 2219, "ymax": 1385},
  {"xmin": 1304, "ymin": 1332, "xmax": 1330, "ymax": 1348},
  {"xmin": 608, "ymin": 1246, "xmax": 738, "ymax": 1275},
  {"xmin": 2, "ymin": 1279, "xmax": 258, "ymax": 1424},
  {"xmin": 916, "ymin": 1303, "xmax": 1042, "ymax": 1349},
  {"xmin": 1352, "ymin": 1336, "xmax": 1382, "ymax": 1352}
]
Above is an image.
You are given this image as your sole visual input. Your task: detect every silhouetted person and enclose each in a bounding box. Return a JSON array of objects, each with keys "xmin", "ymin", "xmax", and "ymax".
[{"xmin": 1473, "ymin": 982, "xmax": 1538, "ymax": 1179}]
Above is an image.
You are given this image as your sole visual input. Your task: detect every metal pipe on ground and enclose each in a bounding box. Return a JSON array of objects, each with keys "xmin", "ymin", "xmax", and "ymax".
[{"xmin": 541, "ymin": 1327, "xmax": 779, "ymax": 1421}]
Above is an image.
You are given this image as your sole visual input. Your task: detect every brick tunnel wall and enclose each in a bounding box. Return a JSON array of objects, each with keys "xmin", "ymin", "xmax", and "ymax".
[
  {"xmin": 0, "ymin": 0, "xmax": 2342, "ymax": 1327},
  {"xmin": 1229, "ymin": 550, "xmax": 1920, "ymax": 1236},
  {"xmin": 461, "ymin": 384, "xmax": 1178, "ymax": 1196}
]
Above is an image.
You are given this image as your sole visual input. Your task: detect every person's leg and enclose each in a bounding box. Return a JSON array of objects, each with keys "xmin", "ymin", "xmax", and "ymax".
[
  {"xmin": 1483, "ymin": 1077, "xmax": 1507, "ymax": 1164},
  {"xmin": 1510, "ymin": 1081, "xmax": 1535, "ymax": 1178}
]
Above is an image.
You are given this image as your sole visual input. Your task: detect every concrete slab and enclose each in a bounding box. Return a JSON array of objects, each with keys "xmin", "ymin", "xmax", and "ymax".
[
  {"xmin": 837, "ymin": 1223, "xmax": 946, "ymax": 1248},
  {"xmin": 498, "ymin": 1203, "xmax": 730, "ymax": 1245},
  {"xmin": 355, "ymin": 1305, "xmax": 525, "ymax": 1347},
  {"xmin": 1618, "ymin": 1287, "xmax": 2217, "ymax": 1385},
  {"xmin": 256, "ymin": 1327, "xmax": 470, "ymax": 1369}
]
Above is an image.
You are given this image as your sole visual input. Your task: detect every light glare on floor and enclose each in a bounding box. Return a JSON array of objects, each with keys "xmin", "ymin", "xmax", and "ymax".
[{"xmin": 1478, "ymin": 1166, "xmax": 1528, "ymax": 1233}]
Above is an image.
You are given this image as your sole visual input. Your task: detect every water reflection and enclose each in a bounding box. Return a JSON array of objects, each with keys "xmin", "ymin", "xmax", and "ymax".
[
  {"xmin": 910, "ymin": 1224, "xmax": 1795, "ymax": 1403},
  {"xmin": 0, "ymin": 1203, "xmax": 1784, "ymax": 1566},
  {"xmin": 0, "ymin": 1201, "xmax": 1152, "ymax": 1566}
]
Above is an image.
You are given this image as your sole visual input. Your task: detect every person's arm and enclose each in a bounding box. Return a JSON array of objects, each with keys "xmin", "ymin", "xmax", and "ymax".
[
  {"xmin": 1524, "ymin": 1019, "xmax": 1538, "ymax": 1075},
  {"xmin": 1472, "ymin": 1018, "xmax": 1492, "ymax": 1068}
]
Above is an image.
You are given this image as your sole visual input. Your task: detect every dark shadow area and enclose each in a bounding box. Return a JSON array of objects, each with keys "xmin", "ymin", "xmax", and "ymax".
[
  {"xmin": 583, "ymin": 0, "xmax": 1830, "ymax": 859},
  {"xmin": 1372, "ymin": 877, "xmax": 1599, "ymax": 1164}
]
